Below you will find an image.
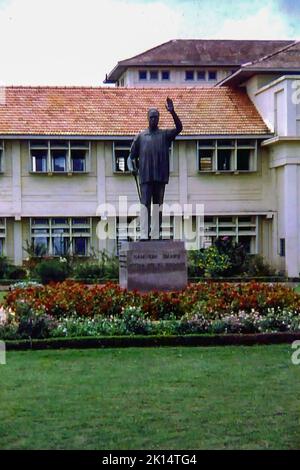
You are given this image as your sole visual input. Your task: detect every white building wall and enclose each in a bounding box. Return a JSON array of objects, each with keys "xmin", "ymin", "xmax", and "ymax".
[
  {"xmin": 120, "ymin": 67, "xmax": 233, "ymax": 88},
  {"xmin": 0, "ymin": 136, "xmax": 277, "ymax": 268}
]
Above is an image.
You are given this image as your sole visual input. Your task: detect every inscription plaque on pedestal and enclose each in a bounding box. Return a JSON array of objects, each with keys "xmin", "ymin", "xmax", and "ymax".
[{"xmin": 119, "ymin": 240, "xmax": 187, "ymax": 292}]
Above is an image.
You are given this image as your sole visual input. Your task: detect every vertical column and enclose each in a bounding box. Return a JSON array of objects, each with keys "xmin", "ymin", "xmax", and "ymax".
[
  {"xmin": 11, "ymin": 141, "xmax": 22, "ymax": 264},
  {"xmin": 178, "ymin": 141, "xmax": 188, "ymax": 243},
  {"xmin": 12, "ymin": 141, "xmax": 22, "ymax": 218},
  {"xmin": 13, "ymin": 220, "xmax": 23, "ymax": 265},
  {"xmin": 283, "ymin": 164, "xmax": 299, "ymax": 276},
  {"xmin": 96, "ymin": 142, "xmax": 107, "ymax": 252}
]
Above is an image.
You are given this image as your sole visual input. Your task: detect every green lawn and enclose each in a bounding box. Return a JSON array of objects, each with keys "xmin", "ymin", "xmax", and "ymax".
[{"xmin": 0, "ymin": 345, "xmax": 300, "ymax": 450}]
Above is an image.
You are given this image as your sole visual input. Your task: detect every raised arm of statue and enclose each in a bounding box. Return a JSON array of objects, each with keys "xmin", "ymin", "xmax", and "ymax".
[{"xmin": 165, "ymin": 97, "xmax": 183, "ymax": 134}]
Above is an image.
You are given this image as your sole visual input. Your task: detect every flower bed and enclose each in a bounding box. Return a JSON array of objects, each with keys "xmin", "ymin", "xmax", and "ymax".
[{"xmin": 0, "ymin": 280, "xmax": 300, "ymax": 340}]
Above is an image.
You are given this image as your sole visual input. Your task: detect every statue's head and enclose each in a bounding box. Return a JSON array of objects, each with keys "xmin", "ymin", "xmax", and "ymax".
[{"xmin": 148, "ymin": 108, "xmax": 159, "ymax": 131}]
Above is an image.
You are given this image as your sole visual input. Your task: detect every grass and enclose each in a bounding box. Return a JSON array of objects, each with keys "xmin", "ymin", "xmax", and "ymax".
[{"xmin": 0, "ymin": 345, "xmax": 300, "ymax": 450}]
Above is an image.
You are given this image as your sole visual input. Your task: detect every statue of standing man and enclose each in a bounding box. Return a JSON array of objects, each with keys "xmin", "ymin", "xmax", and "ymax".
[{"xmin": 129, "ymin": 97, "xmax": 183, "ymax": 240}]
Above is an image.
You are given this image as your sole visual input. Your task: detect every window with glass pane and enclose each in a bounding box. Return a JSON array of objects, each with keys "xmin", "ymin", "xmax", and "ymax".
[
  {"xmin": 71, "ymin": 149, "xmax": 86, "ymax": 172},
  {"xmin": 197, "ymin": 71, "xmax": 206, "ymax": 80},
  {"xmin": 208, "ymin": 71, "xmax": 217, "ymax": 80},
  {"xmin": 114, "ymin": 141, "xmax": 132, "ymax": 173},
  {"xmin": 72, "ymin": 218, "xmax": 89, "ymax": 225},
  {"xmin": 32, "ymin": 149, "xmax": 47, "ymax": 172},
  {"xmin": 0, "ymin": 238, "xmax": 3, "ymax": 255},
  {"xmin": 237, "ymin": 149, "xmax": 251, "ymax": 171},
  {"xmin": 162, "ymin": 70, "xmax": 170, "ymax": 80},
  {"xmin": 199, "ymin": 149, "xmax": 214, "ymax": 171},
  {"xmin": 185, "ymin": 70, "xmax": 194, "ymax": 81},
  {"xmin": 139, "ymin": 70, "xmax": 147, "ymax": 80},
  {"xmin": 52, "ymin": 218, "xmax": 68, "ymax": 225},
  {"xmin": 150, "ymin": 70, "xmax": 158, "ymax": 80},
  {"xmin": 51, "ymin": 150, "xmax": 67, "ymax": 172},
  {"xmin": 73, "ymin": 237, "xmax": 87, "ymax": 255},
  {"xmin": 217, "ymin": 149, "xmax": 232, "ymax": 170},
  {"xmin": 33, "ymin": 236, "xmax": 49, "ymax": 255},
  {"xmin": 238, "ymin": 236, "xmax": 252, "ymax": 253},
  {"xmin": 53, "ymin": 236, "xmax": 69, "ymax": 255},
  {"xmin": 32, "ymin": 218, "xmax": 49, "ymax": 226}
]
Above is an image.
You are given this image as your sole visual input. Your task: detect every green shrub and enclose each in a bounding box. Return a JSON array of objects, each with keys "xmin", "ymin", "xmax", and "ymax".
[
  {"xmin": 6, "ymin": 266, "xmax": 27, "ymax": 280},
  {"xmin": 73, "ymin": 251, "xmax": 119, "ymax": 281},
  {"xmin": 214, "ymin": 237, "xmax": 247, "ymax": 276},
  {"xmin": 188, "ymin": 246, "xmax": 231, "ymax": 278},
  {"xmin": 243, "ymin": 254, "xmax": 277, "ymax": 277},
  {"xmin": 34, "ymin": 259, "xmax": 70, "ymax": 284},
  {"xmin": 0, "ymin": 256, "xmax": 9, "ymax": 279}
]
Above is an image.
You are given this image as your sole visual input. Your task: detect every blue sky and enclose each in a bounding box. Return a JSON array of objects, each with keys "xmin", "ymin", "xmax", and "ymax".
[{"xmin": 0, "ymin": 0, "xmax": 299, "ymax": 85}]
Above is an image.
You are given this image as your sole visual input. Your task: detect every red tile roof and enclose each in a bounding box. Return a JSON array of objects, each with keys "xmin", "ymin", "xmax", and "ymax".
[{"xmin": 0, "ymin": 86, "xmax": 270, "ymax": 136}]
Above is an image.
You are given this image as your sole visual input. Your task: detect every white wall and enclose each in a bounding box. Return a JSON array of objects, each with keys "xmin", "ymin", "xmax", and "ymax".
[{"xmin": 119, "ymin": 67, "xmax": 233, "ymax": 88}]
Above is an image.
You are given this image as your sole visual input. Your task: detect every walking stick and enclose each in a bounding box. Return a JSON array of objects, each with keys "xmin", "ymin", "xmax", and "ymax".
[{"xmin": 127, "ymin": 156, "xmax": 141, "ymax": 202}]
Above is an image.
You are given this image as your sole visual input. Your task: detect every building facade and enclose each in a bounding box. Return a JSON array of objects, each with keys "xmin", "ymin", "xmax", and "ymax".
[{"xmin": 1, "ymin": 39, "xmax": 300, "ymax": 277}]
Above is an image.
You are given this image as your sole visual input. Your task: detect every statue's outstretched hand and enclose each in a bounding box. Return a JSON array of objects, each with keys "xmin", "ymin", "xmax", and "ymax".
[{"xmin": 165, "ymin": 97, "xmax": 174, "ymax": 113}]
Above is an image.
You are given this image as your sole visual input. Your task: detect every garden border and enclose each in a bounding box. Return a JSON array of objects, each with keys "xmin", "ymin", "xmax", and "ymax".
[{"xmin": 4, "ymin": 332, "xmax": 300, "ymax": 350}]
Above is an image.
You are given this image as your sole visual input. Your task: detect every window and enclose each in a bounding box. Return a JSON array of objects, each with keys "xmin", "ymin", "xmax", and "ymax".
[
  {"xmin": 208, "ymin": 71, "xmax": 217, "ymax": 80},
  {"xmin": 162, "ymin": 70, "xmax": 170, "ymax": 80},
  {"xmin": 31, "ymin": 217, "xmax": 91, "ymax": 256},
  {"xmin": 199, "ymin": 215, "xmax": 258, "ymax": 253},
  {"xmin": 197, "ymin": 139, "xmax": 257, "ymax": 172},
  {"xmin": 70, "ymin": 141, "xmax": 89, "ymax": 172},
  {"xmin": 217, "ymin": 149, "xmax": 232, "ymax": 171},
  {"xmin": 236, "ymin": 140, "xmax": 256, "ymax": 171},
  {"xmin": 150, "ymin": 70, "xmax": 158, "ymax": 80},
  {"xmin": 113, "ymin": 140, "xmax": 133, "ymax": 173},
  {"xmin": 185, "ymin": 70, "xmax": 194, "ymax": 81},
  {"xmin": 0, "ymin": 218, "xmax": 6, "ymax": 255},
  {"xmin": 0, "ymin": 141, "xmax": 4, "ymax": 172},
  {"xmin": 139, "ymin": 70, "xmax": 147, "ymax": 80},
  {"xmin": 279, "ymin": 238, "xmax": 285, "ymax": 257},
  {"xmin": 29, "ymin": 140, "xmax": 90, "ymax": 173},
  {"xmin": 197, "ymin": 71, "xmax": 206, "ymax": 80}
]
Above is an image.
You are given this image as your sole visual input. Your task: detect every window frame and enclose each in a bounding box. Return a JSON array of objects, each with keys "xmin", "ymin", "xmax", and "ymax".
[
  {"xmin": 29, "ymin": 140, "xmax": 91, "ymax": 174},
  {"xmin": 185, "ymin": 70, "xmax": 195, "ymax": 81},
  {"xmin": 197, "ymin": 70, "xmax": 206, "ymax": 81},
  {"xmin": 0, "ymin": 217, "xmax": 6, "ymax": 256},
  {"xmin": 208, "ymin": 70, "xmax": 217, "ymax": 81},
  {"xmin": 138, "ymin": 70, "xmax": 147, "ymax": 81},
  {"xmin": 30, "ymin": 217, "xmax": 92, "ymax": 256},
  {"xmin": 113, "ymin": 140, "xmax": 133, "ymax": 174},
  {"xmin": 161, "ymin": 70, "xmax": 170, "ymax": 81},
  {"xmin": 197, "ymin": 139, "xmax": 258, "ymax": 173},
  {"xmin": 149, "ymin": 70, "xmax": 159, "ymax": 81},
  {"xmin": 199, "ymin": 215, "xmax": 258, "ymax": 254}
]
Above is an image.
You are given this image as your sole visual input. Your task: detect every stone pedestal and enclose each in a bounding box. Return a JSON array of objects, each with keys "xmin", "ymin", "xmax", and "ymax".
[{"xmin": 119, "ymin": 240, "xmax": 187, "ymax": 292}]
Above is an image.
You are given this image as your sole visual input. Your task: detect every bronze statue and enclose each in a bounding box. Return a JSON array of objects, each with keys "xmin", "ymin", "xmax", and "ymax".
[{"xmin": 129, "ymin": 97, "xmax": 183, "ymax": 240}]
